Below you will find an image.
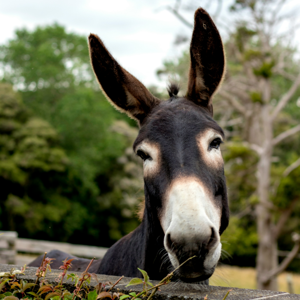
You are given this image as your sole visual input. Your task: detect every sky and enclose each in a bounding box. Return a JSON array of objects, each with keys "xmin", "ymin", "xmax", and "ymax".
[
  {"xmin": 0, "ymin": 0, "xmax": 196, "ymax": 88},
  {"xmin": 0, "ymin": 0, "xmax": 299, "ymax": 88}
]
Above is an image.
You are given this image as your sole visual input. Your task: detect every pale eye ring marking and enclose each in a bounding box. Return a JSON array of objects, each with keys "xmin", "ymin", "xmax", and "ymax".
[
  {"xmin": 197, "ymin": 130, "xmax": 224, "ymax": 167},
  {"xmin": 136, "ymin": 149, "xmax": 152, "ymax": 161},
  {"xmin": 208, "ymin": 137, "xmax": 223, "ymax": 151},
  {"xmin": 135, "ymin": 141, "xmax": 161, "ymax": 176}
]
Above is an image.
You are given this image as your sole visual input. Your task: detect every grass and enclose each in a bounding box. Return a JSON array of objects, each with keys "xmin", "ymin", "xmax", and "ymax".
[{"xmin": 211, "ymin": 265, "xmax": 300, "ymax": 294}]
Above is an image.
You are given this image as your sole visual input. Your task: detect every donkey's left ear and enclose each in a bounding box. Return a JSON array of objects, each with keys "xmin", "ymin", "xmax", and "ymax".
[
  {"xmin": 187, "ymin": 8, "xmax": 225, "ymax": 116},
  {"xmin": 88, "ymin": 34, "xmax": 160, "ymax": 124}
]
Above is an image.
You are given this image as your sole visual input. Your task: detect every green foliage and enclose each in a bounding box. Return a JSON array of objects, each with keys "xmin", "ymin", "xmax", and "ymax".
[
  {"xmin": 0, "ymin": 24, "xmax": 143, "ymax": 246},
  {"xmin": 230, "ymin": 0, "xmax": 257, "ymax": 11},
  {"xmin": 0, "ymin": 255, "xmax": 232, "ymax": 300},
  {"xmin": 0, "ymin": 23, "xmax": 93, "ymax": 101},
  {"xmin": 222, "ymin": 216, "xmax": 258, "ymax": 259},
  {"xmin": 253, "ymin": 61, "xmax": 275, "ymax": 78},
  {"xmin": 50, "ymin": 87, "xmax": 127, "ymax": 196},
  {"xmin": 249, "ymin": 91, "xmax": 262, "ymax": 104},
  {"xmin": 0, "ymin": 83, "xmax": 86, "ymax": 239},
  {"xmin": 243, "ymin": 49, "xmax": 262, "ymax": 61},
  {"xmin": 0, "ymin": 83, "xmax": 68, "ymax": 180},
  {"xmin": 235, "ymin": 24, "xmax": 256, "ymax": 53},
  {"xmin": 223, "ymin": 141, "xmax": 258, "ymax": 213}
]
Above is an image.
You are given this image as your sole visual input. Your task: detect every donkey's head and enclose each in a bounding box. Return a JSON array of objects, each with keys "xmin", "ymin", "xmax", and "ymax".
[{"xmin": 89, "ymin": 8, "xmax": 229, "ymax": 282}]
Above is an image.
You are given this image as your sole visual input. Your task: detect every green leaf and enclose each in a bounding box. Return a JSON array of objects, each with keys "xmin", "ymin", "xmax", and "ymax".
[
  {"xmin": 146, "ymin": 282, "xmax": 154, "ymax": 287},
  {"xmin": 22, "ymin": 283, "xmax": 36, "ymax": 292},
  {"xmin": 137, "ymin": 269, "xmax": 149, "ymax": 283},
  {"xmin": 45, "ymin": 292, "xmax": 60, "ymax": 300},
  {"xmin": 87, "ymin": 290, "xmax": 97, "ymax": 300},
  {"xmin": 62, "ymin": 291, "xmax": 72, "ymax": 298},
  {"xmin": 27, "ymin": 292, "xmax": 39, "ymax": 297},
  {"xmin": 51, "ymin": 296, "xmax": 61, "ymax": 300},
  {"xmin": 129, "ymin": 293, "xmax": 136, "ymax": 297},
  {"xmin": 0, "ymin": 279, "xmax": 10, "ymax": 292},
  {"xmin": 3, "ymin": 293, "xmax": 12, "ymax": 297},
  {"xmin": 126, "ymin": 278, "xmax": 143, "ymax": 287},
  {"xmin": 63, "ymin": 293, "xmax": 73, "ymax": 300},
  {"xmin": 119, "ymin": 295, "xmax": 130, "ymax": 300}
]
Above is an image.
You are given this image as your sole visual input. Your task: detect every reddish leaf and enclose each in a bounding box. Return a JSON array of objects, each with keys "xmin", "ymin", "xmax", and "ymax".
[
  {"xmin": 38, "ymin": 285, "xmax": 53, "ymax": 295},
  {"xmin": 9, "ymin": 282, "xmax": 20, "ymax": 289},
  {"xmin": 97, "ymin": 292, "xmax": 112, "ymax": 299}
]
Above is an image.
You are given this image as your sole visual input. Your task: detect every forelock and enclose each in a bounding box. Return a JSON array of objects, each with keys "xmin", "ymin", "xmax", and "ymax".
[{"xmin": 167, "ymin": 83, "xmax": 180, "ymax": 98}]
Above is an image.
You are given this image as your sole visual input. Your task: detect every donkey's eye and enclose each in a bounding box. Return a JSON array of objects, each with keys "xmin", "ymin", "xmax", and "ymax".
[
  {"xmin": 209, "ymin": 138, "xmax": 223, "ymax": 150},
  {"xmin": 137, "ymin": 149, "xmax": 151, "ymax": 161}
]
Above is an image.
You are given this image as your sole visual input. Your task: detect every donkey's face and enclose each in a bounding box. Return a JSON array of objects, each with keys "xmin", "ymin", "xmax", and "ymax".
[
  {"xmin": 134, "ymin": 98, "xmax": 228, "ymax": 281},
  {"xmin": 89, "ymin": 8, "xmax": 229, "ymax": 282}
]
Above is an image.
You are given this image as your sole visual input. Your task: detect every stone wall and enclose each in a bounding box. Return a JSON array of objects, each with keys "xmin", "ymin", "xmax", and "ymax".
[{"xmin": 0, "ymin": 264, "xmax": 299, "ymax": 300}]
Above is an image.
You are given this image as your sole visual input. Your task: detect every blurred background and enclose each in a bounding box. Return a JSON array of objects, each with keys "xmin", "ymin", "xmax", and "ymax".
[{"xmin": 0, "ymin": 0, "xmax": 300, "ymax": 293}]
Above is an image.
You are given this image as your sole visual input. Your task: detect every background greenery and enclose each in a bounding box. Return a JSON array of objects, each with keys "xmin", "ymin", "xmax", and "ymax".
[{"xmin": 0, "ymin": 24, "xmax": 142, "ymax": 247}]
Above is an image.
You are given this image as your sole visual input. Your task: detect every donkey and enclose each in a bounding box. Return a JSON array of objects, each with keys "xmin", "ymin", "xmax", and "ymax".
[{"xmin": 29, "ymin": 8, "xmax": 229, "ymax": 284}]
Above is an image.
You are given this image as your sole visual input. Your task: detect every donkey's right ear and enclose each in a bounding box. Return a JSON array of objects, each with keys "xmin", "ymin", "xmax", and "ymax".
[{"xmin": 88, "ymin": 34, "xmax": 160, "ymax": 124}]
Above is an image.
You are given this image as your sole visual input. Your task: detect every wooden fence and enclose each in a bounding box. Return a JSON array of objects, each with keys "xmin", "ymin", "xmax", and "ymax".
[
  {"xmin": 0, "ymin": 231, "xmax": 108, "ymax": 265},
  {"xmin": 0, "ymin": 231, "xmax": 17, "ymax": 264},
  {"xmin": 1, "ymin": 231, "xmax": 299, "ymax": 265}
]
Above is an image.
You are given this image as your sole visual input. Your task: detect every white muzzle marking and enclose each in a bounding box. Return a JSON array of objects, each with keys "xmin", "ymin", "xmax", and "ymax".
[{"xmin": 161, "ymin": 178, "xmax": 221, "ymax": 272}]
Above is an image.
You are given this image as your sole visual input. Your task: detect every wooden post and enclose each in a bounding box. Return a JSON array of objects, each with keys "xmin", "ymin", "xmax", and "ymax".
[
  {"xmin": 287, "ymin": 274, "xmax": 294, "ymax": 294},
  {"xmin": 0, "ymin": 231, "xmax": 18, "ymax": 264}
]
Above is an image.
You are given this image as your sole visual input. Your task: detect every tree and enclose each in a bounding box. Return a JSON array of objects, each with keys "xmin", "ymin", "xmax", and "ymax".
[
  {"xmin": 0, "ymin": 82, "xmax": 78, "ymax": 238},
  {"xmin": 0, "ymin": 24, "xmax": 143, "ymax": 246},
  {"xmin": 162, "ymin": 0, "xmax": 300, "ymax": 290},
  {"xmin": 0, "ymin": 23, "xmax": 94, "ymax": 110}
]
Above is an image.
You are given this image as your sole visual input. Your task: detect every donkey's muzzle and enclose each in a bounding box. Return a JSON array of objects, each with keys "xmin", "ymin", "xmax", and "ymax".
[{"xmin": 165, "ymin": 227, "xmax": 218, "ymax": 280}]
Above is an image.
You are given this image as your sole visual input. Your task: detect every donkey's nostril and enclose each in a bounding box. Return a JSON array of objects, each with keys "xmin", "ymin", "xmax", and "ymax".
[
  {"xmin": 207, "ymin": 227, "xmax": 217, "ymax": 249},
  {"xmin": 166, "ymin": 233, "xmax": 173, "ymax": 250}
]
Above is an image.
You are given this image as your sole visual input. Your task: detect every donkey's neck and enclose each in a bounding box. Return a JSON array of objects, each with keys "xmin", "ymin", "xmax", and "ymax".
[
  {"xmin": 142, "ymin": 208, "xmax": 169, "ymax": 280},
  {"xmin": 97, "ymin": 206, "xmax": 167, "ymax": 280}
]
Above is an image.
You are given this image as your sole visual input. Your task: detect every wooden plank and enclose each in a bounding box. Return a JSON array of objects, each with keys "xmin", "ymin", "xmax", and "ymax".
[
  {"xmin": 0, "ymin": 231, "xmax": 18, "ymax": 242},
  {"xmin": 16, "ymin": 238, "xmax": 108, "ymax": 259}
]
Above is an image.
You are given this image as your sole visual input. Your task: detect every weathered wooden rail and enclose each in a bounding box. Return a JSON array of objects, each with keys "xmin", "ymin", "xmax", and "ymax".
[
  {"xmin": 1, "ymin": 231, "xmax": 299, "ymax": 265},
  {"xmin": 16, "ymin": 238, "xmax": 108, "ymax": 258},
  {"xmin": 0, "ymin": 231, "xmax": 108, "ymax": 265}
]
